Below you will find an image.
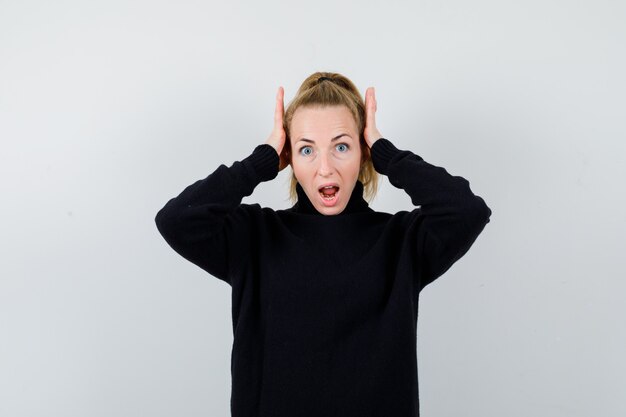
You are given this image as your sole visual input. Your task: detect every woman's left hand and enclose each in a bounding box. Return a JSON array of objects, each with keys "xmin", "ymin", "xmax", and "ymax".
[{"xmin": 364, "ymin": 87, "xmax": 383, "ymax": 148}]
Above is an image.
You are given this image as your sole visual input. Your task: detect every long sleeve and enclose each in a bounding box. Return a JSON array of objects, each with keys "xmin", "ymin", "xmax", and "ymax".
[
  {"xmin": 155, "ymin": 143, "xmax": 279, "ymax": 284},
  {"xmin": 370, "ymin": 138, "xmax": 492, "ymax": 292}
]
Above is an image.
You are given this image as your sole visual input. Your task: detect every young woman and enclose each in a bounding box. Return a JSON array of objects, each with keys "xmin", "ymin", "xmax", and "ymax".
[{"xmin": 155, "ymin": 72, "xmax": 492, "ymax": 417}]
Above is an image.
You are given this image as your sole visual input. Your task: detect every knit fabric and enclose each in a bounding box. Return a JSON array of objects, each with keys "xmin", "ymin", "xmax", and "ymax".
[{"xmin": 155, "ymin": 138, "xmax": 492, "ymax": 417}]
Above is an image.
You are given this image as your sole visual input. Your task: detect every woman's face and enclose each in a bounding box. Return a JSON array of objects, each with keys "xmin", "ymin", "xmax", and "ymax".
[{"xmin": 289, "ymin": 105, "xmax": 362, "ymax": 215}]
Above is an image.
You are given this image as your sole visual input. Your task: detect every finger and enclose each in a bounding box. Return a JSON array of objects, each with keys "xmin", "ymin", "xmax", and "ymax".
[
  {"xmin": 371, "ymin": 87, "xmax": 377, "ymax": 112},
  {"xmin": 274, "ymin": 87, "xmax": 283, "ymax": 125},
  {"xmin": 368, "ymin": 88, "xmax": 376, "ymax": 114},
  {"xmin": 367, "ymin": 88, "xmax": 376, "ymax": 126}
]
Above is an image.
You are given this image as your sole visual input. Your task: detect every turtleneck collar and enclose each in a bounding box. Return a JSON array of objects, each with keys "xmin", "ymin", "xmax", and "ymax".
[{"xmin": 292, "ymin": 180, "xmax": 370, "ymax": 216}]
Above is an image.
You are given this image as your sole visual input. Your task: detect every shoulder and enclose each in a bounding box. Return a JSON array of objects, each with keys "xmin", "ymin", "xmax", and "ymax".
[
  {"xmin": 237, "ymin": 203, "xmax": 287, "ymax": 223},
  {"xmin": 364, "ymin": 206, "xmax": 419, "ymax": 222},
  {"xmin": 371, "ymin": 208, "xmax": 424, "ymax": 232}
]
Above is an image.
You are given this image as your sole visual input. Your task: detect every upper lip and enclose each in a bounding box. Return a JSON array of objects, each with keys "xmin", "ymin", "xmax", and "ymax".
[{"xmin": 318, "ymin": 182, "xmax": 340, "ymax": 190}]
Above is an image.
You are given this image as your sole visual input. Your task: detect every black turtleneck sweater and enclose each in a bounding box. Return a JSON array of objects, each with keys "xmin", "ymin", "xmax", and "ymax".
[{"xmin": 155, "ymin": 138, "xmax": 492, "ymax": 417}]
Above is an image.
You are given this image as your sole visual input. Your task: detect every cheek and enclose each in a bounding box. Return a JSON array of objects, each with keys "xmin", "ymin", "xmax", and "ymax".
[
  {"xmin": 290, "ymin": 160, "xmax": 307, "ymax": 178},
  {"xmin": 347, "ymin": 157, "xmax": 362, "ymax": 176},
  {"xmin": 352, "ymin": 165, "xmax": 361, "ymax": 179}
]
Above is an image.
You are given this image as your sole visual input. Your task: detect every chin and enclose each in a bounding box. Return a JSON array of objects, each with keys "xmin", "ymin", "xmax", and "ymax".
[{"xmin": 318, "ymin": 204, "xmax": 345, "ymax": 216}]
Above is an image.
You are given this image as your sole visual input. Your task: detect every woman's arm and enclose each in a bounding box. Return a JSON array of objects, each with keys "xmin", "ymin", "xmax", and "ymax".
[
  {"xmin": 370, "ymin": 138, "xmax": 492, "ymax": 292},
  {"xmin": 154, "ymin": 144, "xmax": 279, "ymax": 284}
]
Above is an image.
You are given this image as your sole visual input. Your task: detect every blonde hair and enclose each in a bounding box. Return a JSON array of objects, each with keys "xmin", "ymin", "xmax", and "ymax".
[{"xmin": 283, "ymin": 71, "xmax": 380, "ymax": 204}]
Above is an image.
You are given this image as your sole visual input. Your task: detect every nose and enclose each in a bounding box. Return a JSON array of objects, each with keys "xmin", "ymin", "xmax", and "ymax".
[{"xmin": 318, "ymin": 152, "xmax": 334, "ymax": 177}]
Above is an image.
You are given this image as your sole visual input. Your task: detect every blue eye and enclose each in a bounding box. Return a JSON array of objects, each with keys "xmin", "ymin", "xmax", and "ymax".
[
  {"xmin": 299, "ymin": 146, "xmax": 313, "ymax": 156},
  {"xmin": 336, "ymin": 143, "xmax": 349, "ymax": 152}
]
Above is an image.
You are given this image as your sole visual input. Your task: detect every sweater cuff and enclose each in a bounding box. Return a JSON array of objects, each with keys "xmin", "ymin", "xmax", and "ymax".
[
  {"xmin": 371, "ymin": 138, "xmax": 404, "ymax": 175},
  {"xmin": 242, "ymin": 143, "xmax": 280, "ymax": 182}
]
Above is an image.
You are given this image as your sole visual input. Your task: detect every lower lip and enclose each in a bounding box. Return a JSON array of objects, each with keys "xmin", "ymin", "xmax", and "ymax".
[{"xmin": 319, "ymin": 188, "xmax": 340, "ymax": 207}]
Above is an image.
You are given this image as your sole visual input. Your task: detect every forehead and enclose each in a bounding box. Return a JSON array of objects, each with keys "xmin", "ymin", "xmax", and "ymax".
[{"xmin": 291, "ymin": 105, "xmax": 357, "ymax": 134}]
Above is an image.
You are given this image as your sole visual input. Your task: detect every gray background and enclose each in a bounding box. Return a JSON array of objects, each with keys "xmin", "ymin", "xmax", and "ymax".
[{"xmin": 1, "ymin": 0, "xmax": 624, "ymax": 416}]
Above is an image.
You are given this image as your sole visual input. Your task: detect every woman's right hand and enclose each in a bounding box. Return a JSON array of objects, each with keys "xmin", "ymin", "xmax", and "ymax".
[{"xmin": 265, "ymin": 86, "xmax": 290, "ymax": 171}]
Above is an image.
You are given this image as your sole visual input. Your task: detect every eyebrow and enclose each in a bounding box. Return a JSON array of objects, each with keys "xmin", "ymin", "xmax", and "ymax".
[{"xmin": 296, "ymin": 133, "xmax": 352, "ymax": 144}]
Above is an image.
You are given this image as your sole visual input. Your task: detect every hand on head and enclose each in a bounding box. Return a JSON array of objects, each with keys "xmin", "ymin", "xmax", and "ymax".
[
  {"xmin": 364, "ymin": 87, "xmax": 383, "ymax": 148},
  {"xmin": 265, "ymin": 86, "xmax": 290, "ymax": 172}
]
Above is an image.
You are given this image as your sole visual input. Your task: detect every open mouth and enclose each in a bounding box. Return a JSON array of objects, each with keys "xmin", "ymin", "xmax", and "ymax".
[{"xmin": 318, "ymin": 185, "xmax": 340, "ymax": 204}]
